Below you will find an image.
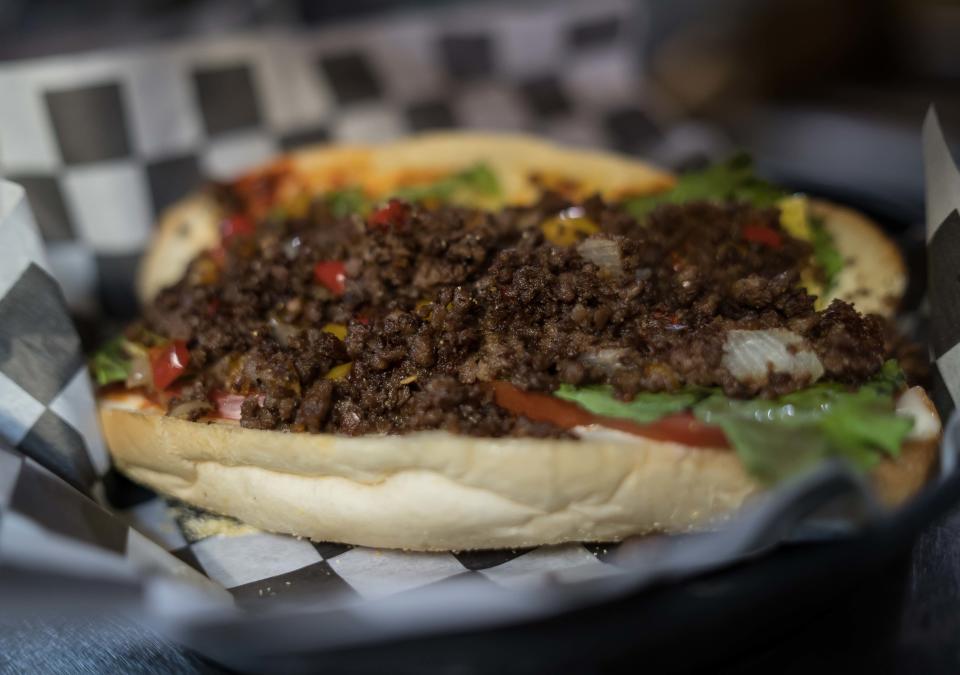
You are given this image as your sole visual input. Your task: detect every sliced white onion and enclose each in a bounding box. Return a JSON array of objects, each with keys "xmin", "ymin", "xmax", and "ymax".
[
  {"xmin": 581, "ymin": 347, "xmax": 629, "ymax": 374},
  {"xmin": 577, "ymin": 237, "xmax": 622, "ymax": 277},
  {"xmin": 896, "ymin": 386, "xmax": 941, "ymax": 441},
  {"xmin": 722, "ymin": 329, "xmax": 824, "ymax": 386}
]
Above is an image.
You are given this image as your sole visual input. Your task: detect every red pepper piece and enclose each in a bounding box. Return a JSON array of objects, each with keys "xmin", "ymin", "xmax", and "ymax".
[
  {"xmin": 314, "ymin": 260, "xmax": 347, "ymax": 295},
  {"xmin": 742, "ymin": 225, "xmax": 783, "ymax": 248},
  {"xmin": 368, "ymin": 199, "xmax": 409, "ymax": 231},
  {"xmin": 208, "ymin": 247, "xmax": 226, "ymax": 268},
  {"xmin": 220, "ymin": 213, "xmax": 255, "ymax": 240},
  {"xmin": 150, "ymin": 340, "xmax": 190, "ymax": 391}
]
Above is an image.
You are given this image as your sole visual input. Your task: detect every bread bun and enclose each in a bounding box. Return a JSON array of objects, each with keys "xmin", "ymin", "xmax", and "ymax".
[
  {"xmin": 99, "ymin": 390, "xmax": 938, "ymax": 551},
  {"xmin": 810, "ymin": 198, "xmax": 907, "ymax": 317}
]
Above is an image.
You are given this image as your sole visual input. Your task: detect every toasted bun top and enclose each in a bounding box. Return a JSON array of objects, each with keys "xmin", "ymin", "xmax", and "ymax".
[
  {"xmin": 810, "ymin": 199, "xmax": 907, "ymax": 317},
  {"xmin": 137, "ymin": 132, "xmax": 673, "ymax": 302},
  {"xmin": 137, "ymin": 132, "xmax": 907, "ymax": 319}
]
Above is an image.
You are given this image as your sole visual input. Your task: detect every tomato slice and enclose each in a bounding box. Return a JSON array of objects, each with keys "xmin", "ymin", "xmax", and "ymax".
[
  {"xmin": 491, "ymin": 381, "xmax": 728, "ymax": 449},
  {"xmin": 369, "ymin": 199, "xmax": 409, "ymax": 231},
  {"xmin": 149, "ymin": 341, "xmax": 190, "ymax": 391},
  {"xmin": 612, "ymin": 412, "xmax": 729, "ymax": 448},
  {"xmin": 314, "ymin": 260, "xmax": 347, "ymax": 295},
  {"xmin": 742, "ymin": 225, "xmax": 783, "ymax": 248},
  {"xmin": 492, "ymin": 381, "xmax": 595, "ymax": 428}
]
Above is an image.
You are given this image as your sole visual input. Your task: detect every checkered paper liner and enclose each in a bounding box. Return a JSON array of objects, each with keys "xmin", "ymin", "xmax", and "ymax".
[
  {"xmin": 0, "ymin": 0, "xmax": 958, "ymax": 658},
  {"xmin": 0, "ymin": 0, "xmax": 727, "ymax": 320},
  {"xmin": 0, "ymin": 181, "xmax": 109, "ymax": 497},
  {"xmin": 924, "ymin": 109, "xmax": 960, "ymax": 416}
]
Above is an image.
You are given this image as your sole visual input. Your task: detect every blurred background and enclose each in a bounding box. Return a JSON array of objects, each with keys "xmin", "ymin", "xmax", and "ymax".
[
  {"xmin": 1, "ymin": 1, "xmax": 959, "ymax": 672},
  {"xmin": 1, "ymin": 0, "xmax": 958, "ymax": 323}
]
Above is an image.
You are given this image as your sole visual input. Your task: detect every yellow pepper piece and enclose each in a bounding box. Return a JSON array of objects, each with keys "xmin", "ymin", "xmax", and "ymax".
[
  {"xmin": 779, "ymin": 196, "xmax": 827, "ymax": 305},
  {"xmin": 777, "ymin": 195, "xmax": 811, "ymax": 241},
  {"xmin": 322, "ymin": 323, "xmax": 347, "ymax": 341},
  {"xmin": 540, "ymin": 212, "xmax": 599, "ymax": 246},
  {"xmin": 325, "ymin": 362, "xmax": 352, "ymax": 381},
  {"xmin": 286, "ymin": 191, "xmax": 312, "ymax": 220}
]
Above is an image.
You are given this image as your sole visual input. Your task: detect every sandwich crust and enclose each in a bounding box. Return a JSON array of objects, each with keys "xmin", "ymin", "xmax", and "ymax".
[{"xmin": 99, "ymin": 390, "xmax": 938, "ymax": 551}]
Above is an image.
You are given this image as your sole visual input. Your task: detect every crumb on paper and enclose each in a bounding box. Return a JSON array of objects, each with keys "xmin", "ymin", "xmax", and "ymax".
[{"xmin": 167, "ymin": 503, "xmax": 260, "ymax": 540}]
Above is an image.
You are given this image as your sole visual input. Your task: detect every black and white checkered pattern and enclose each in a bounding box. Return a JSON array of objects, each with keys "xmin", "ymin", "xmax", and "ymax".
[
  {"xmin": 930, "ymin": 209, "xmax": 960, "ymax": 413},
  {"xmin": 0, "ymin": 183, "xmax": 108, "ymax": 496},
  {"xmin": 0, "ymin": 0, "xmax": 723, "ymax": 320},
  {"xmin": 1, "ymin": 435, "xmax": 624, "ymax": 611},
  {"xmin": 0, "ymin": 443, "xmax": 225, "ymax": 604},
  {"xmin": 923, "ymin": 109, "xmax": 960, "ymax": 416},
  {"xmin": 119, "ymin": 492, "xmax": 624, "ymax": 608}
]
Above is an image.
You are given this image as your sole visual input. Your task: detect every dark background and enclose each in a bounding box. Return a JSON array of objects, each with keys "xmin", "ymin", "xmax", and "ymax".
[{"xmin": 1, "ymin": 1, "xmax": 959, "ymax": 672}]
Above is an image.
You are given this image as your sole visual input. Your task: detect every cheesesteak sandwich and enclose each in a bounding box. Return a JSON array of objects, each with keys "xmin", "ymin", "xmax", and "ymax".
[{"xmin": 94, "ymin": 133, "xmax": 940, "ymax": 550}]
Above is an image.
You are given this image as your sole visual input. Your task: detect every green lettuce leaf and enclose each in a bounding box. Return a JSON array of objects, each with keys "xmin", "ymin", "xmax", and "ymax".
[
  {"xmin": 326, "ymin": 187, "xmax": 369, "ymax": 218},
  {"xmin": 624, "ymin": 154, "xmax": 784, "ymax": 219},
  {"xmin": 320, "ymin": 163, "xmax": 500, "ymax": 215},
  {"xmin": 91, "ymin": 337, "xmax": 132, "ymax": 386},
  {"xmin": 553, "ymin": 361, "xmax": 913, "ymax": 484},
  {"xmin": 395, "ymin": 163, "xmax": 500, "ymax": 203},
  {"xmin": 693, "ymin": 379, "xmax": 912, "ymax": 484},
  {"xmin": 623, "ymin": 154, "xmax": 846, "ymax": 299},
  {"xmin": 554, "ymin": 384, "xmax": 703, "ymax": 423},
  {"xmin": 810, "ymin": 216, "xmax": 844, "ymax": 294}
]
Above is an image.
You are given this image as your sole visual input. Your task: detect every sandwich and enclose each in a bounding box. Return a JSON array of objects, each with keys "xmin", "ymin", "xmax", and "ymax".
[{"xmin": 93, "ymin": 133, "xmax": 941, "ymax": 551}]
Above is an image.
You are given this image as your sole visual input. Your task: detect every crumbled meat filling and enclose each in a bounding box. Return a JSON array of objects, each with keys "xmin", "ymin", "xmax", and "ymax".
[{"xmin": 134, "ymin": 192, "xmax": 895, "ymax": 436}]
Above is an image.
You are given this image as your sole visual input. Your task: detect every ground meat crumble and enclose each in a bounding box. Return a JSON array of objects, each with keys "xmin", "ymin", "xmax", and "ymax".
[{"xmin": 134, "ymin": 191, "xmax": 897, "ymax": 436}]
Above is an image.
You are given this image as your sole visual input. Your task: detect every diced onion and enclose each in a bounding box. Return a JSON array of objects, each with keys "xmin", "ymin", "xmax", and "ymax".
[
  {"xmin": 169, "ymin": 400, "xmax": 213, "ymax": 419},
  {"xmin": 577, "ymin": 237, "xmax": 623, "ymax": 277},
  {"xmin": 269, "ymin": 317, "xmax": 301, "ymax": 347},
  {"xmin": 125, "ymin": 353, "xmax": 153, "ymax": 389},
  {"xmin": 722, "ymin": 329, "xmax": 824, "ymax": 386},
  {"xmin": 283, "ymin": 235, "xmax": 302, "ymax": 260},
  {"xmin": 581, "ymin": 347, "xmax": 629, "ymax": 374},
  {"xmin": 213, "ymin": 392, "xmax": 257, "ymax": 420}
]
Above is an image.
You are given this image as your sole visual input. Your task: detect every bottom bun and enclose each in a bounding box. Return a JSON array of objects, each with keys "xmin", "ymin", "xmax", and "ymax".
[{"xmin": 99, "ymin": 394, "xmax": 939, "ymax": 551}]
